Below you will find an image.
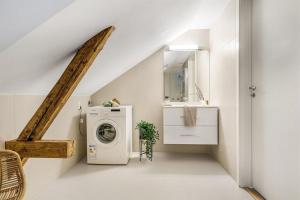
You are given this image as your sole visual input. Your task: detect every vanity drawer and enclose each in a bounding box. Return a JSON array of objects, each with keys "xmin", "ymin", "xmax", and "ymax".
[
  {"xmin": 163, "ymin": 107, "xmax": 218, "ymax": 126},
  {"xmin": 163, "ymin": 126, "xmax": 218, "ymax": 144}
]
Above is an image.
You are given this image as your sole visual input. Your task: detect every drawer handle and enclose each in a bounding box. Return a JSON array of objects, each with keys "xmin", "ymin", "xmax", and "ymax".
[
  {"xmin": 180, "ymin": 134, "xmax": 195, "ymax": 137},
  {"xmin": 180, "ymin": 116, "xmax": 200, "ymax": 119}
]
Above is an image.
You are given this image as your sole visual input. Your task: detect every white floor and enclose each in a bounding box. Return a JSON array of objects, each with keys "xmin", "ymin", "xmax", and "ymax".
[{"xmin": 34, "ymin": 153, "xmax": 252, "ymax": 200}]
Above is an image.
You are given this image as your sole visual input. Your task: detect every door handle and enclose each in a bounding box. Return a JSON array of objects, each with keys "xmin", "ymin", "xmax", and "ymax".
[
  {"xmin": 249, "ymin": 85, "xmax": 256, "ymax": 98},
  {"xmin": 180, "ymin": 134, "xmax": 195, "ymax": 137},
  {"xmin": 249, "ymin": 85, "xmax": 256, "ymax": 91}
]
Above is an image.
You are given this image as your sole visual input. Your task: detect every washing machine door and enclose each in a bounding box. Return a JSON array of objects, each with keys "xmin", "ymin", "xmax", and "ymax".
[{"xmin": 94, "ymin": 119, "xmax": 120, "ymax": 147}]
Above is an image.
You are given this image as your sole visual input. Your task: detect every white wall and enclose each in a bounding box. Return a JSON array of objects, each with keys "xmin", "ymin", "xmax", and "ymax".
[
  {"xmin": 0, "ymin": 95, "xmax": 89, "ymax": 200},
  {"xmin": 251, "ymin": 0, "xmax": 300, "ymax": 199},
  {"xmin": 196, "ymin": 50, "xmax": 210, "ymax": 102},
  {"xmin": 209, "ymin": 0, "xmax": 239, "ymax": 180}
]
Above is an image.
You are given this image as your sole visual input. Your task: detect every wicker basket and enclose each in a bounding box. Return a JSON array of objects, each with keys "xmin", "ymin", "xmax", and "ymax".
[{"xmin": 0, "ymin": 150, "xmax": 25, "ymax": 200}]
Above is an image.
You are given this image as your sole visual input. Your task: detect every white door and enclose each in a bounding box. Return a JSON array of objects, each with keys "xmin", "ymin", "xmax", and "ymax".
[{"xmin": 251, "ymin": 0, "xmax": 300, "ymax": 199}]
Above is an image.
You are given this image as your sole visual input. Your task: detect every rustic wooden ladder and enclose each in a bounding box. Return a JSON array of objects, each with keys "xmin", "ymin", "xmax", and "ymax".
[{"xmin": 5, "ymin": 26, "xmax": 114, "ymax": 165}]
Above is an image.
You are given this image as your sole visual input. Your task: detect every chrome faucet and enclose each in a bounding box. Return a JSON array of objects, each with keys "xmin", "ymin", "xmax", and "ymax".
[{"xmin": 195, "ymin": 83, "xmax": 204, "ymax": 101}]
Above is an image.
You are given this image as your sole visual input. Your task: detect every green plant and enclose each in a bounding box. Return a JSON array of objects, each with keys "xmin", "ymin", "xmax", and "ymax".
[{"xmin": 136, "ymin": 120, "xmax": 159, "ymax": 161}]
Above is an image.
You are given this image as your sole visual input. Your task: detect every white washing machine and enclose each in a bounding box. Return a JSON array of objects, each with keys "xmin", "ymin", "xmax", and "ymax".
[{"xmin": 86, "ymin": 106, "xmax": 132, "ymax": 164}]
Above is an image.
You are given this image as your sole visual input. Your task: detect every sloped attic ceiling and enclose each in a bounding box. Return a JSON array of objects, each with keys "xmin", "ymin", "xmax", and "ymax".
[
  {"xmin": 0, "ymin": 0, "xmax": 230, "ymax": 95},
  {"xmin": 0, "ymin": 0, "xmax": 74, "ymax": 51}
]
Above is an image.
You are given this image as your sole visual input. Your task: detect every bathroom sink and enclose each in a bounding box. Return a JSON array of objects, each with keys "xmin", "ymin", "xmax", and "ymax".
[{"xmin": 162, "ymin": 102, "xmax": 217, "ymax": 108}]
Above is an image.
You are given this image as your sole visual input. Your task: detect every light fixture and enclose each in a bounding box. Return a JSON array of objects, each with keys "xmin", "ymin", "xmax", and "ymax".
[{"xmin": 167, "ymin": 44, "xmax": 199, "ymax": 51}]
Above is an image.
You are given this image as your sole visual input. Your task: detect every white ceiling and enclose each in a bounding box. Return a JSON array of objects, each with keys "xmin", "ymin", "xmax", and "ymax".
[
  {"xmin": 0, "ymin": 0, "xmax": 230, "ymax": 95},
  {"xmin": 0, "ymin": 0, "xmax": 74, "ymax": 51}
]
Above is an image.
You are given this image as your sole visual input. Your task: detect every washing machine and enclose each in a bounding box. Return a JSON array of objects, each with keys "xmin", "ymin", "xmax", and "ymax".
[{"xmin": 87, "ymin": 106, "xmax": 132, "ymax": 164}]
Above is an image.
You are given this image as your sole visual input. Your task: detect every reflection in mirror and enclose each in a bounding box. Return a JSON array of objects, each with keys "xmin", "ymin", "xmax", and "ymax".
[{"xmin": 163, "ymin": 49, "xmax": 210, "ymax": 103}]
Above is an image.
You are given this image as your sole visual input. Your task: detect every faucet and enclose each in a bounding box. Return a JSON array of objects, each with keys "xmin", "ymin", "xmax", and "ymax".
[{"xmin": 195, "ymin": 83, "xmax": 204, "ymax": 101}]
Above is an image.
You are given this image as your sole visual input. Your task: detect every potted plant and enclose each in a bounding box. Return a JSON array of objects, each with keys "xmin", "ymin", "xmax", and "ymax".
[{"xmin": 136, "ymin": 120, "xmax": 159, "ymax": 161}]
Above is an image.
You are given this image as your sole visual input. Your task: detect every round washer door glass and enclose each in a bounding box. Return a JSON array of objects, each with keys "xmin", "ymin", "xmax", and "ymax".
[{"xmin": 96, "ymin": 123, "xmax": 117, "ymax": 144}]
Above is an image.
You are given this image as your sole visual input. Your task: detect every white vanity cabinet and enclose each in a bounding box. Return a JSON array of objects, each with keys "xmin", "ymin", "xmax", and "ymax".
[{"xmin": 163, "ymin": 106, "xmax": 218, "ymax": 145}]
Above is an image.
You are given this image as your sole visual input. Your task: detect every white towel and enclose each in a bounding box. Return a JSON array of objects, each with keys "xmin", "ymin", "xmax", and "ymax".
[{"xmin": 183, "ymin": 107, "xmax": 197, "ymax": 127}]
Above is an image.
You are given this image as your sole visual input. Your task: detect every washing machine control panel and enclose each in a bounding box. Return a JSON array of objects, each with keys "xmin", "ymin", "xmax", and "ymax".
[{"xmin": 99, "ymin": 107, "xmax": 126, "ymax": 117}]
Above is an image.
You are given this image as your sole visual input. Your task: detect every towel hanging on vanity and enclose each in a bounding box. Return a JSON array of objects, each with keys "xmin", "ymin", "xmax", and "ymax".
[{"xmin": 183, "ymin": 107, "xmax": 197, "ymax": 127}]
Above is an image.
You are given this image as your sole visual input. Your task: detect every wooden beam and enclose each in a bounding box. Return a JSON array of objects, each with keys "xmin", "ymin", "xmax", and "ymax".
[
  {"xmin": 17, "ymin": 26, "xmax": 115, "ymax": 141},
  {"xmin": 5, "ymin": 140, "xmax": 75, "ymax": 158}
]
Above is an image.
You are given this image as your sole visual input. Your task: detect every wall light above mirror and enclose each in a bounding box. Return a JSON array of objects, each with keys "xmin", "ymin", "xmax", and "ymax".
[
  {"xmin": 163, "ymin": 46, "xmax": 210, "ymax": 104},
  {"xmin": 167, "ymin": 44, "xmax": 200, "ymax": 51}
]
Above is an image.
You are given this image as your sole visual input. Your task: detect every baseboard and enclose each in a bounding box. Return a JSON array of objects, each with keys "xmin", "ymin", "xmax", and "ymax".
[{"xmin": 130, "ymin": 152, "xmax": 140, "ymax": 158}]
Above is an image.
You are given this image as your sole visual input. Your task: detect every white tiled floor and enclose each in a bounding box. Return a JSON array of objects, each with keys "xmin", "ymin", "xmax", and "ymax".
[{"xmin": 34, "ymin": 153, "xmax": 252, "ymax": 200}]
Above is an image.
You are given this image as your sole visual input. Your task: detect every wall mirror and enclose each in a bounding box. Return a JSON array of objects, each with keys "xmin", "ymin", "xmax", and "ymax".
[{"xmin": 163, "ymin": 48, "xmax": 210, "ymax": 103}]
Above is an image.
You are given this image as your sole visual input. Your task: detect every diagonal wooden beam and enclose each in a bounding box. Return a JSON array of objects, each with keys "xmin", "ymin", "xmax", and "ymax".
[
  {"xmin": 17, "ymin": 26, "xmax": 114, "ymax": 142},
  {"xmin": 6, "ymin": 26, "xmax": 114, "ymax": 165}
]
